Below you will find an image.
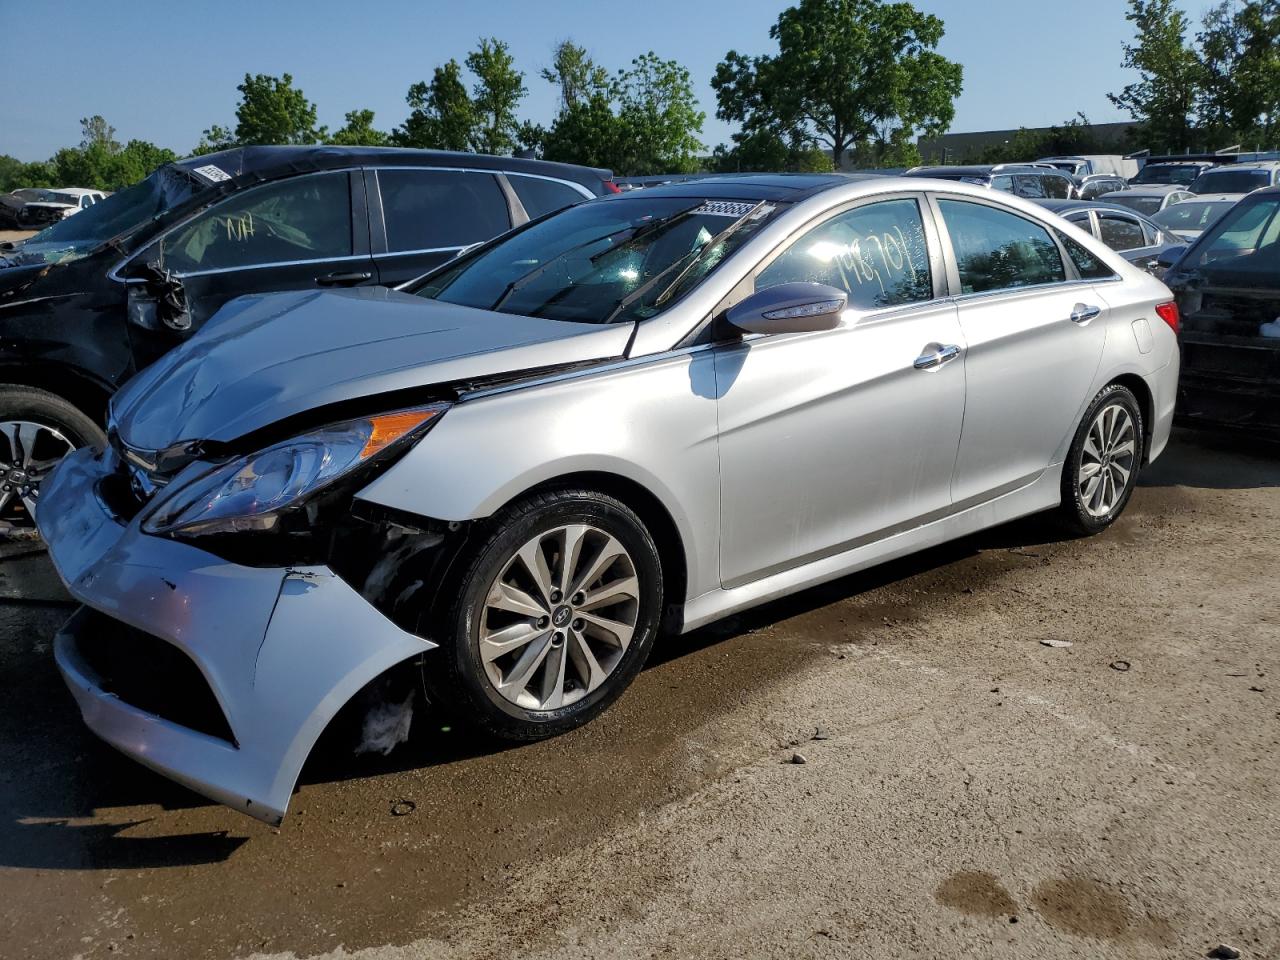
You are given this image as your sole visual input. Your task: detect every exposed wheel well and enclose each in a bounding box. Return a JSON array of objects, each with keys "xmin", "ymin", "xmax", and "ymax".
[
  {"xmin": 1108, "ymin": 373, "xmax": 1155, "ymax": 464},
  {"xmin": 523, "ymin": 471, "xmax": 689, "ymax": 633},
  {"xmin": 0, "ymin": 364, "xmax": 113, "ymax": 425}
]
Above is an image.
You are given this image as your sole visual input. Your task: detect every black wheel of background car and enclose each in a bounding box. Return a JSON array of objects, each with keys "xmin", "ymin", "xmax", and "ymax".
[
  {"xmin": 1058, "ymin": 383, "xmax": 1145, "ymax": 536},
  {"xmin": 0, "ymin": 386, "xmax": 106, "ymax": 532},
  {"xmin": 426, "ymin": 488, "xmax": 664, "ymax": 742}
]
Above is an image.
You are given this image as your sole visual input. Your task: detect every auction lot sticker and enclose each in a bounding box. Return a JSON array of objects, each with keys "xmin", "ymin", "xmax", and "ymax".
[{"xmin": 191, "ymin": 164, "xmax": 232, "ymax": 183}]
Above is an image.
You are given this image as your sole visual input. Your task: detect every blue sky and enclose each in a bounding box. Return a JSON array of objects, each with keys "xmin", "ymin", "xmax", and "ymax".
[{"xmin": 1, "ymin": 0, "xmax": 1203, "ymax": 162}]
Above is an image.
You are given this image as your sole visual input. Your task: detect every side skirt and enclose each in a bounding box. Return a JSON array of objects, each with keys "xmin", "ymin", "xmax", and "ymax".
[{"xmin": 680, "ymin": 465, "xmax": 1063, "ymax": 633}]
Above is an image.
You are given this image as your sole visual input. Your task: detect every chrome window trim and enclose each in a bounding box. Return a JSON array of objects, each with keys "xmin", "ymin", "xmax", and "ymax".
[
  {"xmin": 145, "ymin": 252, "xmax": 373, "ymax": 280},
  {"xmin": 946, "ymin": 275, "xmax": 1124, "ymax": 307},
  {"xmin": 502, "ymin": 171, "xmax": 595, "ymax": 200},
  {"xmin": 374, "ymin": 245, "xmax": 465, "ymax": 258}
]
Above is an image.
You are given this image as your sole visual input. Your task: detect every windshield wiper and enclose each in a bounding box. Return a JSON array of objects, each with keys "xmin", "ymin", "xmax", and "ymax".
[
  {"xmin": 488, "ymin": 202, "xmax": 705, "ymax": 313},
  {"xmin": 600, "ymin": 201, "xmax": 767, "ymax": 325}
]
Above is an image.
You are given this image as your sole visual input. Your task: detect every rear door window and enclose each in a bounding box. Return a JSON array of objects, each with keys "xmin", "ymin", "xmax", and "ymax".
[
  {"xmin": 377, "ymin": 169, "xmax": 510, "ymax": 252},
  {"xmin": 157, "ymin": 171, "xmax": 352, "ymax": 274},
  {"xmin": 508, "ymin": 175, "xmax": 588, "ymax": 220},
  {"xmin": 1098, "ymin": 213, "xmax": 1147, "ymax": 251},
  {"xmin": 1042, "ymin": 175, "xmax": 1072, "ymax": 199},
  {"xmin": 1013, "ymin": 175, "xmax": 1047, "ymax": 199},
  {"xmin": 937, "ymin": 199, "xmax": 1066, "ymax": 294}
]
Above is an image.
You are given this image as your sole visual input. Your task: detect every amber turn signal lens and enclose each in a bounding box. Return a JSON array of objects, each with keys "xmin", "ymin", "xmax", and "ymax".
[{"xmin": 360, "ymin": 409, "xmax": 441, "ymax": 460}]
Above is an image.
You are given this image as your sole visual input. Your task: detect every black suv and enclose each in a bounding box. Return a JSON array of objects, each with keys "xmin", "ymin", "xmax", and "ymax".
[
  {"xmin": 0, "ymin": 146, "xmax": 614, "ymax": 527},
  {"xmin": 1162, "ymin": 186, "xmax": 1280, "ymax": 438}
]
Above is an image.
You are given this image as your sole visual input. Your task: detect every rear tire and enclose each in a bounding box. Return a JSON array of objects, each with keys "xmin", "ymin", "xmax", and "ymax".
[
  {"xmin": 0, "ymin": 385, "xmax": 105, "ymax": 532},
  {"xmin": 1058, "ymin": 383, "xmax": 1144, "ymax": 535},
  {"xmin": 425, "ymin": 488, "xmax": 664, "ymax": 742}
]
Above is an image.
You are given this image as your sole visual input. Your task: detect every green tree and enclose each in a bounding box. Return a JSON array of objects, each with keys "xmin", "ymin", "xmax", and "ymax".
[
  {"xmin": 466, "ymin": 38, "xmax": 527, "ymax": 155},
  {"xmin": 79, "ymin": 115, "xmax": 121, "ymax": 154},
  {"xmin": 0, "ymin": 155, "xmax": 26, "ymax": 191},
  {"xmin": 713, "ymin": 0, "xmax": 963, "ymax": 169},
  {"xmin": 711, "ymin": 129, "xmax": 833, "ymax": 172},
  {"xmin": 327, "ymin": 109, "xmax": 389, "ymax": 146},
  {"xmin": 1198, "ymin": 0, "xmax": 1280, "ymax": 147},
  {"xmin": 393, "ymin": 60, "xmax": 476, "ymax": 151},
  {"xmin": 1108, "ymin": 0, "xmax": 1201, "ymax": 152},
  {"xmin": 613, "ymin": 53, "xmax": 705, "ymax": 174},
  {"xmin": 233, "ymin": 72, "xmax": 324, "ymax": 145},
  {"xmin": 543, "ymin": 51, "xmax": 705, "ymax": 174},
  {"xmin": 541, "ymin": 92, "xmax": 621, "ymax": 168},
  {"xmin": 191, "ymin": 123, "xmax": 237, "ymax": 156},
  {"xmin": 110, "ymin": 140, "xmax": 179, "ymax": 186},
  {"xmin": 541, "ymin": 40, "xmax": 610, "ymax": 113}
]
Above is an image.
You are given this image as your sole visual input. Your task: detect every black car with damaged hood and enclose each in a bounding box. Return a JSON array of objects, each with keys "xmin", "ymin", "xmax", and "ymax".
[
  {"xmin": 1160, "ymin": 186, "xmax": 1280, "ymax": 437},
  {"xmin": 0, "ymin": 145, "xmax": 616, "ymax": 530}
]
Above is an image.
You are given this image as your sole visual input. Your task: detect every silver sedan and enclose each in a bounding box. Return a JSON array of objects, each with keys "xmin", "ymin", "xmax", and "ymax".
[{"xmin": 39, "ymin": 174, "xmax": 1180, "ymax": 823}]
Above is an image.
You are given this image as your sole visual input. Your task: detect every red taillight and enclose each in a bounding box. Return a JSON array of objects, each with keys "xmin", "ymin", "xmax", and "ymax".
[
  {"xmin": 1155, "ymin": 301, "xmax": 1180, "ymax": 334},
  {"xmin": 602, "ymin": 179, "xmax": 622, "ymax": 194}
]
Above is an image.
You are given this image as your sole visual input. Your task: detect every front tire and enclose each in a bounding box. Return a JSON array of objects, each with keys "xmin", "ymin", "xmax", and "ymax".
[
  {"xmin": 427, "ymin": 489, "xmax": 664, "ymax": 741},
  {"xmin": 1058, "ymin": 383, "xmax": 1144, "ymax": 535},
  {"xmin": 0, "ymin": 385, "xmax": 105, "ymax": 531}
]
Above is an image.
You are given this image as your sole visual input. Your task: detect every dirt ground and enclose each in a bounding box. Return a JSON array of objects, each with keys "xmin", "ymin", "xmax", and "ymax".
[
  {"xmin": 0, "ymin": 229, "xmax": 36, "ymax": 244},
  {"xmin": 1, "ymin": 428, "xmax": 1276, "ymax": 960}
]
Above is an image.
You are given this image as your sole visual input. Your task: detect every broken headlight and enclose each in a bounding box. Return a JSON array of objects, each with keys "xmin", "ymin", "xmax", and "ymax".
[{"xmin": 141, "ymin": 404, "xmax": 448, "ymax": 537}]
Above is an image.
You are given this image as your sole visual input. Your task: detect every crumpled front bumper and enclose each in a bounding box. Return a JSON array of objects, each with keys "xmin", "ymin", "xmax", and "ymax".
[{"xmin": 39, "ymin": 447, "xmax": 436, "ymax": 824}]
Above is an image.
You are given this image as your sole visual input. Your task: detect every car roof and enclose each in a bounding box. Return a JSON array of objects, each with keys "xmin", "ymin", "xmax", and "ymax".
[
  {"xmin": 904, "ymin": 164, "xmax": 1046, "ymax": 177},
  {"xmin": 1198, "ymin": 161, "xmax": 1280, "ymax": 171},
  {"xmin": 1111, "ymin": 186, "xmax": 1187, "ymax": 196},
  {"xmin": 617, "ymin": 173, "xmax": 883, "ymax": 202},
  {"xmin": 170, "ymin": 145, "xmax": 612, "ymax": 189}
]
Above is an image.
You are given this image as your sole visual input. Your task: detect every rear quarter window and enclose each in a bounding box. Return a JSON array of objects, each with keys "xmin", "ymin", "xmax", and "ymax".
[{"xmin": 508, "ymin": 175, "xmax": 588, "ymax": 220}]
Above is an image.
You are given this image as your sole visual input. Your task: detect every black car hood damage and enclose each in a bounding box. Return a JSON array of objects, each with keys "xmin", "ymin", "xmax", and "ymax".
[{"xmin": 111, "ymin": 285, "xmax": 632, "ymax": 452}]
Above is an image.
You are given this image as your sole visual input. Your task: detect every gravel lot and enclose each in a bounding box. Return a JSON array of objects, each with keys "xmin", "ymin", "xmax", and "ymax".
[{"xmin": 1, "ymin": 429, "xmax": 1276, "ymax": 960}]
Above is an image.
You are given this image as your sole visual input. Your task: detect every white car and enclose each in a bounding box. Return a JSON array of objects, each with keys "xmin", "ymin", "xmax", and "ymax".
[{"xmin": 19, "ymin": 187, "xmax": 107, "ymax": 226}]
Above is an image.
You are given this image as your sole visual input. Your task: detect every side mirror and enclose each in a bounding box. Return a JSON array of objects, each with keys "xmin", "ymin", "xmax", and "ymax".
[
  {"xmin": 1155, "ymin": 245, "xmax": 1187, "ymax": 270},
  {"xmin": 725, "ymin": 282, "xmax": 848, "ymax": 336}
]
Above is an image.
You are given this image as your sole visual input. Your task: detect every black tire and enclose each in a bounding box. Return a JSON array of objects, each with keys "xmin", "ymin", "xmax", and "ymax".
[
  {"xmin": 1058, "ymin": 383, "xmax": 1144, "ymax": 535},
  {"xmin": 425, "ymin": 488, "xmax": 664, "ymax": 742},
  {"xmin": 0, "ymin": 385, "xmax": 105, "ymax": 531}
]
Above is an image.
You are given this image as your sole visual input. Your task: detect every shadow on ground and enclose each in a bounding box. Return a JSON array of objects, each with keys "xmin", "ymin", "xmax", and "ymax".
[{"xmin": 0, "ymin": 428, "xmax": 1274, "ymax": 873}]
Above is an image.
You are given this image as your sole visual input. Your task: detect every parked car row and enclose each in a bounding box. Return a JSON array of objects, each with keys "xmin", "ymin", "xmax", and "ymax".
[
  {"xmin": 6, "ymin": 141, "xmax": 1274, "ymax": 825},
  {"xmin": 0, "ymin": 187, "xmax": 108, "ymax": 228}
]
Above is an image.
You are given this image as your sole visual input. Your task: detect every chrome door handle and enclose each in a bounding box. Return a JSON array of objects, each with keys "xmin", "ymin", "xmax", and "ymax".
[
  {"xmin": 914, "ymin": 343, "xmax": 961, "ymax": 370},
  {"xmin": 1070, "ymin": 303, "xmax": 1102, "ymax": 324}
]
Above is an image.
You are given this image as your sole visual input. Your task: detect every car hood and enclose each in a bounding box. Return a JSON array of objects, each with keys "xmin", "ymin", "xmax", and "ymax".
[
  {"xmin": 111, "ymin": 285, "xmax": 633, "ymax": 452},
  {"xmin": 22, "ymin": 202, "xmax": 76, "ymax": 211}
]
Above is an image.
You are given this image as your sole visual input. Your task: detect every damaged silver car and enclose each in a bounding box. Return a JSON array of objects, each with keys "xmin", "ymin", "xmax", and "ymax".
[{"xmin": 40, "ymin": 175, "xmax": 1180, "ymax": 823}]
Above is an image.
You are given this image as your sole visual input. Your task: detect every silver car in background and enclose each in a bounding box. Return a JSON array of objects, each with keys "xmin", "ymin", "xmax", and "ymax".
[{"xmin": 39, "ymin": 174, "xmax": 1180, "ymax": 823}]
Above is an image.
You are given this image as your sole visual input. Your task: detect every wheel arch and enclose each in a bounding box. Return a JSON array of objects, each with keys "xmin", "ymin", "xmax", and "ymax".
[
  {"xmin": 506, "ymin": 470, "xmax": 691, "ymax": 633},
  {"xmin": 0, "ymin": 362, "xmax": 114, "ymax": 425},
  {"xmin": 1106, "ymin": 372, "xmax": 1155, "ymax": 465}
]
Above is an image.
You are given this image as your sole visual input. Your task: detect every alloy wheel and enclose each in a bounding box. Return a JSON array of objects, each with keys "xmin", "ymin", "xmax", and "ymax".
[
  {"xmin": 0, "ymin": 420, "xmax": 76, "ymax": 526},
  {"xmin": 479, "ymin": 523, "xmax": 641, "ymax": 712},
  {"xmin": 1078, "ymin": 403, "xmax": 1137, "ymax": 518}
]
